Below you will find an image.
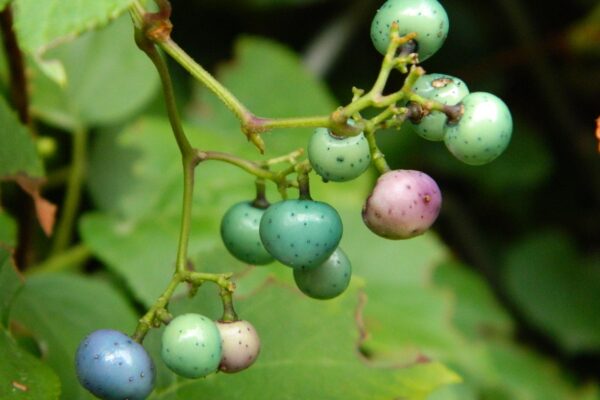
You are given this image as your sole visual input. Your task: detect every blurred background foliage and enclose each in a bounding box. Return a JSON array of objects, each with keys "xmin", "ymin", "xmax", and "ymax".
[{"xmin": 0, "ymin": 0, "xmax": 598, "ymax": 398}]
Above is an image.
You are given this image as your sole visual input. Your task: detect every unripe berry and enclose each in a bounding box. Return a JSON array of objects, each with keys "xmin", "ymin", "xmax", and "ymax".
[
  {"xmin": 293, "ymin": 247, "xmax": 352, "ymax": 300},
  {"xmin": 371, "ymin": 0, "xmax": 449, "ymax": 62},
  {"xmin": 308, "ymin": 127, "xmax": 371, "ymax": 182},
  {"xmin": 444, "ymin": 92, "xmax": 513, "ymax": 165},
  {"xmin": 410, "ymin": 73, "xmax": 469, "ymax": 141}
]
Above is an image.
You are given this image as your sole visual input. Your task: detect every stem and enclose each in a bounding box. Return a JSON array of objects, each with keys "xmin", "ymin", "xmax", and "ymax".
[
  {"xmin": 136, "ymin": 28, "xmax": 196, "ymax": 275},
  {"xmin": 26, "ymin": 244, "xmax": 91, "ymax": 275},
  {"xmin": 252, "ymin": 178, "xmax": 270, "ymax": 209},
  {"xmin": 219, "ymin": 287, "xmax": 238, "ymax": 322},
  {"xmin": 254, "ymin": 115, "xmax": 331, "ymax": 131},
  {"xmin": 160, "ymin": 38, "xmax": 252, "ymax": 124},
  {"xmin": 136, "ymin": 31, "xmax": 192, "ymax": 155},
  {"xmin": 51, "ymin": 128, "xmax": 87, "ymax": 255},
  {"xmin": 132, "ymin": 273, "xmax": 182, "ymax": 342},
  {"xmin": 197, "ymin": 151, "xmax": 274, "ymax": 180},
  {"xmin": 296, "ymin": 161, "xmax": 312, "ymax": 200},
  {"xmin": 0, "ymin": 5, "xmax": 30, "ymax": 125},
  {"xmin": 175, "ymin": 159, "xmax": 195, "ymax": 274},
  {"xmin": 365, "ymin": 129, "xmax": 390, "ymax": 174}
]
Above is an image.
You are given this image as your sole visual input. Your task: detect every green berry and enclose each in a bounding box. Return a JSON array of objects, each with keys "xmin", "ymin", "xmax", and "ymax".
[
  {"xmin": 161, "ymin": 314, "xmax": 222, "ymax": 379},
  {"xmin": 308, "ymin": 127, "xmax": 371, "ymax": 182},
  {"xmin": 444, "ymin": 92, "xmax": 513, "ymax": 165},
  {"xmin": 259, "ymin": 199, "xmax": 343, "ymax": 269},
  {"xmin": 220, "ymin": 201, "xmax": 274, "ymax": 265},
  {"xmin": 371, "ymin": 0, "xmax": 449, "ymax": 62},
  {"xmin": 293, "ymin": 247, "xmax": 352, "ymax": 300},
  {"xmin": 410, "ymin": 73, "xmax": 469, "ymax": 141}
]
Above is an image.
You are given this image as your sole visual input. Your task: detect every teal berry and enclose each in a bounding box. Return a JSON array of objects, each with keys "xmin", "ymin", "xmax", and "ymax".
[
  {"xmin": 293, "ymin": 247, "xmax": 352, "ymax": 300},
  {"xmin": 221, "ymin": 201, "xmax": 274, "ymax": 265},
  {"xmin": 371, "ymin": 0, "xmax": 449, "ymax": 62},
  {"xmin": 161, "ymin": 314, "xmax": 222, "ymax": 379},
  {"xmin": 308, "ymin": 127, "xmax": 371, "ymax": 182},
  {"xmin": 259, "ymin": 199, "xmax": 343, "ymax": 269},
  {"xmin": 410, "ymin": 73, "xmax": 469, "ymax": 141},
  {"xmin": 444, "ymin": 92, "xmax": 513, "ymax": 165}
]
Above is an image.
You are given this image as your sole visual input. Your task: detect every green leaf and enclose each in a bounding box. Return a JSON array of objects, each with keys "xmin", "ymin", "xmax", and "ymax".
[
  {"xmin": 190, "ymin": 36, "xmax": 337, "ymax": 156},
  {"xmin": 13, "ymin": 0, "xmax": 136, "ymax": 83},
  {"xmin": 502, "ymin": 231, "xmax": 600, "ymax": 353},
  {"xmin": 482, "ymin": 341, "xmax": 586, "ymax": 400},
  {"xmin": 0, "ymin": 0, "xmax": 10, "ymax": 12},
  {"xmin": 146, "ymin": 281, "xmax": 459, "ymax": 400},
  {"xmin": 30, "ymin": 14, "xmax": 159, "ymax": 128},
  {"xmin": 433, "ymin": 261, "xmax": 513, "ymax": 340},
  {"xmin": 0, "ymin": 209, "xmax": 17, "ymax": 248},
  {"xmin": 0, "ymin": 329, "xmax": 61, "ymax": 400},
  {"xmin": 336, "ymin": 204, "xmax": 464, "ymax": 362},
  {"xmin": 0, "ymin": 248, "xmax": 22, "ymax": 327},
  {"xmin": 0, "ymin": 95, "xmax": 44, "ymax": 179},
  {"xmin": 10, "ymin": 273, "xmax": 139, "ymax": 400}
]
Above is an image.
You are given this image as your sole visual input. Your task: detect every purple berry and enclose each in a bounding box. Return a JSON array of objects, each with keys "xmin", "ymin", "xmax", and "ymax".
[{"xmin": 362, "ymin": 170, "xmax": 442, "ymax": 239}]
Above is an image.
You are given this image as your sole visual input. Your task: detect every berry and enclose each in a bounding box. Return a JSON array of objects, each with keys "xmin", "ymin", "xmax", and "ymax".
[
  {"xmin": 216, "ymin": 320, "xmax": 261, "ymax": 373},
  {"xmin": 362, "ymin": 170, "xmax": 442, "ymax": 239},
  {"xmin": 161, "ymin": 314, "xmax": 222, "ymax": 379},
  {"xmin": 371, "ymin": 0, "xmax": 449, "ymax": 62},
  {"xmin": 293, "ymin": 247, "xmax": 352, "ymax": 300},
  {"xmin": 444, "ymin": 92, "xmax": 513, "ymax": 165},
  {"xmin": 410, "ymin": 73, "xmax": 469, "ymax": 141},
  {"xmin": 221, "ymin": 201, "xmax": 274, "ymax": 265},
  {"xmin": 308, "ymin": 127, "xmax": 371, "ymax": 182},
  {"xmin": 259, "ymin": 199, "xmax": 343, "ymax": 269},
  {"xmin": 75, "ymin": 329, "xmax": 155, "ymax": 400}
]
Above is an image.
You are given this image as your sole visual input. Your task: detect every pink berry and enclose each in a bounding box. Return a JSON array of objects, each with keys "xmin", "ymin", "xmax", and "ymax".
[
  {"xmin": 216, "ymin": 320, "xmax": 261, "ymax": 373},
  {"xmin": 362, "ymin": 170, "xmax": 442, "ymax": 239}
]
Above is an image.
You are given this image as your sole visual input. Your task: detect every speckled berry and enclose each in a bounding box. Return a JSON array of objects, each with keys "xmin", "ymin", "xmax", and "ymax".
[
  {"xmin": 75, "ymin": 329, "xmax": 155, "ymax": 400},
  {"xmin": 444, "ymin": 92, "xmax": 513, "ymax": 165},
  {"xmin": 308, "ymin": 127, "xmax": 371, "ymax": 182},
  {"xmin": 161, "ymin": 314, "xmax": 222, "ymax": 379},
  {"xmin": 362, "ymin": 170, "xmax": 442, "ymax": 239},
  {"xmin": 221, "ymin": 201, "xmax": 274, "ymax": 265},
  {"xmin": 371, "ymin": 0, "xmax": 449, "ymax": 62},
  {"xmin": 216, "ymin": 320, "xmax": 260, "ymax": 373},
  {"xmin": 293, "ymin": 247, "xmax": 352, "ymax": 300},
  {"xmin": 259, "ymin": 199, "xmax": 343, "ymax": 269},
  {"xmin": 410, "ymin": 73, "xmax": 469, "ymax": 141}
]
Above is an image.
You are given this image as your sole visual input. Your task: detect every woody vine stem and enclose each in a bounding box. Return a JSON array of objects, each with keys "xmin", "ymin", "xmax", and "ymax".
[{"xmin": 128, "ymin": 0, "xmax": 462, "ymax": 343}]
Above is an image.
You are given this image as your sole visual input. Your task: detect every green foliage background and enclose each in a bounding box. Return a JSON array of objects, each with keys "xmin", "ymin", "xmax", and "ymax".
[{"xmin": 0, "ymin": 0, "xmax": 598, "ymax": 399}]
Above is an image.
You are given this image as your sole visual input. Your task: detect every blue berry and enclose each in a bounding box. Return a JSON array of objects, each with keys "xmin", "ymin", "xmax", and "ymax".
[{"xmin": 75, "ymin": 330, "xmax": 155, "ymax": 400}]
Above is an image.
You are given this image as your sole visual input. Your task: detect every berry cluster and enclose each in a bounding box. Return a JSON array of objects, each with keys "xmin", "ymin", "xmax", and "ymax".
[
  {"xmin": 76, "ymin": 317, "xmax": 260, "ymax": 399},
  {"xmin": 75, "ymin": 0, "xmax": 513, "ymax": 398},
  {"xmin": 222, "ymin": 195, "xmax": 351, "ymax": 301}
]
